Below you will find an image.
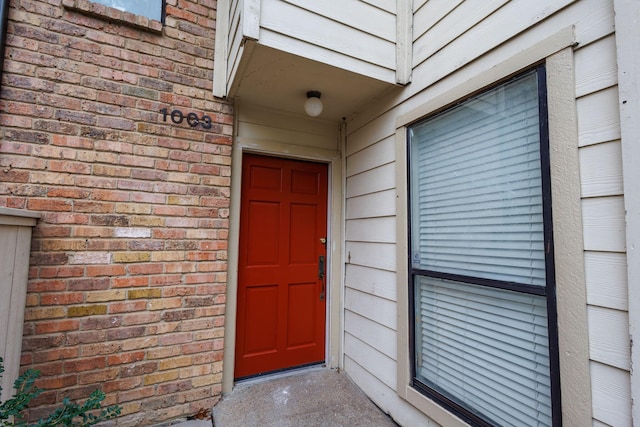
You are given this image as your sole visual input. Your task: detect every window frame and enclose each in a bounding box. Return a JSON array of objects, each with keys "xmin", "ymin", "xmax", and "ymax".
[
  {"xmin": 406, "ymin": 65, "xmax": 562, "ymax": 427},
  {"xmin": 394, "ymin": 29, "xmax": 592, "ymax": 427}
]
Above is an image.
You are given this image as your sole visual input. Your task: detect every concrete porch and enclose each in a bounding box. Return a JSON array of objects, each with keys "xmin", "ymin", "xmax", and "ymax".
[{"xmin": 210, "ymin": 367, "xmax": 398, "ymax": 426}]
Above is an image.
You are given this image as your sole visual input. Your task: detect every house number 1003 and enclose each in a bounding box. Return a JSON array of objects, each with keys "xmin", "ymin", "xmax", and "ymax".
[{"xmin": 160, "ymin": 108, "xmax": 213, "ymax": 129}]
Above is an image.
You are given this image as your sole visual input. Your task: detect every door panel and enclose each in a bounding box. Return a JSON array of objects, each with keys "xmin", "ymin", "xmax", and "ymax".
[
  {"xmin": 235, "ymin": 154, "xmax": 328, "ymax": 378},
  {"xmin": 290, "ymin": 203, "xmax": 317, "ymax": 263},
  {"xmin": 246, "ymin": 201, "xmax": 279, "ymax": 265},
  {"xmin": 243, "ymin": 285, "xmax": 278, "ymax": 356},
  {"xmin": 287, "ymin": 282, "xmax": 317, "ymax": 348}
]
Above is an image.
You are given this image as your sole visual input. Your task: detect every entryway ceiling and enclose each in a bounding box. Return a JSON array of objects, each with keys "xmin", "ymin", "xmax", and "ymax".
[{"xmin": 229, "ymin": 44, "xmax": 397, "ymax": 122}]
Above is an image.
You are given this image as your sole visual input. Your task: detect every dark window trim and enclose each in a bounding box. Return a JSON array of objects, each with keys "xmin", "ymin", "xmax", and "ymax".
[
  {"xmin": 0, "ymin": 0, "xmax": 9, "ymax": 89},
  {"xmin": 537, "ymin": 65, "xmax": 563, "ymax": 427},
  {"xmin": 160, "ymin": 0, "xmax": 167, "ymax": 25},
  {"xmin": 406, "ymin": 64, "xmax": 562, "ymax": 427},
  {"xmin": 411, "ymin": 269, "xmax": 548, "ymax": 296}
]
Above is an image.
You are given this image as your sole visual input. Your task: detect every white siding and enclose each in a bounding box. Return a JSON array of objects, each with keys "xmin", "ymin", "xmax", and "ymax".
[
  {"xmin": 341, "ymin": 0, "xmax": 629, "ymax": 425},
  {"xmin": 579, "ymin": 140, "xmax": 623, "ymax": 198},
  {"xmin": 227, "ymin": 0, "xmax": 243, "ymax": 92},
  {"xmin": 344, "ymin": 310, "xmax": 396, "ymax": 359},
  {"xmin": 346, "ymin": 190, "xmax": 396, "ymax": 219},
  {"xmin": 582, "ymin": 197, "xmax": 626, "ymax": 252},
  {"xmin": 344, "ymin": 357, "xmax": 440, "ymax": 427},
  {"xmin": 258, "ymin": 0, "xmax": 397, "ymax": 83},
  {"xmin": 346, "ymin": 162, "xmax": 395, "ymax": 198},
  {"xmin": 590, "ymin": 361, "xmax": 632, "ymax": 426},
  {"xmin": 346, "ymin": 137, "xmax": 395, "ymax": 175},
  {"xmin": 379, "ymin": 0, "xmax": 615, "ymax": 126},
  {"xmin": 584, "ymin": 251, "xmax": 628, "ymax": 311},
  {"xmin": 406, "ymin": 0, "xmax": 613, "ymax": 102},
  {"xmin": 344, "ymin": 332, "xmax": 396, "ymax": 389},
  {"xmin": 345, "ymin": 264, "xmax": 396, "ymax": 301},
  {"xmin": 588, "ymin": 306, "xmax": 630, "ymax": 370},
  {"xmin": 236, "ymin": 104, "xmax": 339, "ymax": 153},
  {"xmin": 575, "ymin": 25, "xmax": 631, "ymax": 423},
  {"xmin": 345, "ymin": 287, "xmax": 395, "ymax": 330},
  {"xmin": 574, "ymin": 35, "xmax": 618, "ymax": 97},
  {"xmin": 413, "ymin": 0, "xmax": 515, "ymax": 67},
  {"xmin": 345, "ymin": 242, "xmax": 396, "ymax": 271},
  {"xmin": 346, "ymin": 217, "xmax": 395, "ymax": 243},
  {"xmin": 577, "ymin": 87, "xmax": 622, "ymax": 147}
]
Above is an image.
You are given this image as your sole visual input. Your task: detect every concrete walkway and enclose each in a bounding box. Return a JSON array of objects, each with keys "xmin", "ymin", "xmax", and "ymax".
[{"xmin": 209, "ymin": 367, "xmax": 398, "ymax": 427}]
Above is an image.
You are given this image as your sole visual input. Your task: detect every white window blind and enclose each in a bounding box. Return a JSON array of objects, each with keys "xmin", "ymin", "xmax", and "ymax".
[
  {"xmin": 409, "ymin": 70, "xmax": 554, "ymax": 426},
  {"xmin": 415, "ymin": 277, "xmax": 552, "ymax": 426},
  {"xmin": 410, "ymin": 71, "xmax": 545, "ymax": 286}
]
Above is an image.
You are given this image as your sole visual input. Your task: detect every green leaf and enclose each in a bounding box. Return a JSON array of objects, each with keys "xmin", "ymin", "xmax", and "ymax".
[{"xmin": 1, "ymin": 358, "xmax": 121, "ymax": 427}]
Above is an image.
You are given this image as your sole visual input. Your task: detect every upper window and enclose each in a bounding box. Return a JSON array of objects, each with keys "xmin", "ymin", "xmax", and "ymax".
[
  {"xmin": 407, "ymin": 67, "xmax": 560, "ymax": 426},
  {"xmin": 90, "ymin": 0, "xmax": 164, "ymax": 22}
]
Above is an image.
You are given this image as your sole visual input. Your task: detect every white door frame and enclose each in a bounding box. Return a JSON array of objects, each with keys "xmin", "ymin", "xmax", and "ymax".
[{"xmin": 221, "ymin": 115, "xmax": 343, "ymax": 393}]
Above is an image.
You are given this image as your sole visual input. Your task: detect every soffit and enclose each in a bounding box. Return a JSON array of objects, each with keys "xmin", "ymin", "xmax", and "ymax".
[{"xmin": 230, "ymin": 44, "xmax": 396, "ymax": 122}]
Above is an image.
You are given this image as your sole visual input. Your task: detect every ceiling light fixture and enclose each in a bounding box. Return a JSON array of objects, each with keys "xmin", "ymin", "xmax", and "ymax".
[{"xmin": 304, "ymin": 91, "xmax": 323, "ymax": 117}]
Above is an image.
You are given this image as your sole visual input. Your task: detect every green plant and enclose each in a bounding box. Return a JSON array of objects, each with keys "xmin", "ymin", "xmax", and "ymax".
[{"xmin": 0, "ymin": 357, "xmax": 121, "ymax": 427}]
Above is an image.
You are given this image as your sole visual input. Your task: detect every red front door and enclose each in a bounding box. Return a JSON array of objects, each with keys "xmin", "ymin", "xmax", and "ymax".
[{"xmin": 235, "ymin": 154, "xmax": 328, "ymax": 379}]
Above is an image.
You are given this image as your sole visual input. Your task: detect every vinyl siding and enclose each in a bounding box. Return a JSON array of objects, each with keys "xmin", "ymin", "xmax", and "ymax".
[
  {"xmin": 223, "ymin": 0, "xmax": 398, "ymax": 91},
  {"xmin": 223, "ymin": 0, "xmax": 245, "ymax": 96},
  {"xmin": 575, "ymin": 27, "xmax": 630, "ymax": 424},
  {"xmin": 258, "ymin": 0, "xmax": 397, "ymax": 83},
  {"xmin": 342, "ymin": 0, "xmax": 629, "ymax": 425},
  {"xmin": 236, "ymin": 104, "xmax": 339, "ymax": 153}
]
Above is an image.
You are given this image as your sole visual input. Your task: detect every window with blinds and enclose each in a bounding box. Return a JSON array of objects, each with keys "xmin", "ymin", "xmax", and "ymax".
[{"xmin": 408, "ymin": 68, "xmax": 560, "ymax": 426}]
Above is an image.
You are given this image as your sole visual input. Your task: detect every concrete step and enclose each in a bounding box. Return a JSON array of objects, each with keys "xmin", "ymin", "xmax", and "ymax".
[{"xmin": 211, "ymin": 367, "xmax": 397, "ymax": 427}]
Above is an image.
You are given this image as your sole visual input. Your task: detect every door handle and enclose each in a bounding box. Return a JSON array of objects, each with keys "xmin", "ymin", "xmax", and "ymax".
[{"xmin": 318, "ymin": 255, "xmax": 325, "ymax": 301}]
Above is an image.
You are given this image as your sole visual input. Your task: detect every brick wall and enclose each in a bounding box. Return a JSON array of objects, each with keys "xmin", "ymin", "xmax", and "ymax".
[{"xmin": 0, "ymin": 0, "xmax": 231, "ymax": 425}]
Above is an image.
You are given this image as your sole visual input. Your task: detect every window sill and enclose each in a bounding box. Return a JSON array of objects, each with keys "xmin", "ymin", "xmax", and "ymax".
[
  {"xmin": 62, "ymin": 0, "xmax": 163, "ymax": 33},
  {"xmin": 403, "ymin": 386, "xmax": 470, "ymax": 427}
]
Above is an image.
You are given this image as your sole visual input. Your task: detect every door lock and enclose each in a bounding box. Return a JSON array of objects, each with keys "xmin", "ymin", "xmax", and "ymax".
[{"xmin": 318, "ymin": 255, "xmax": 325, "ymax": 301}]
